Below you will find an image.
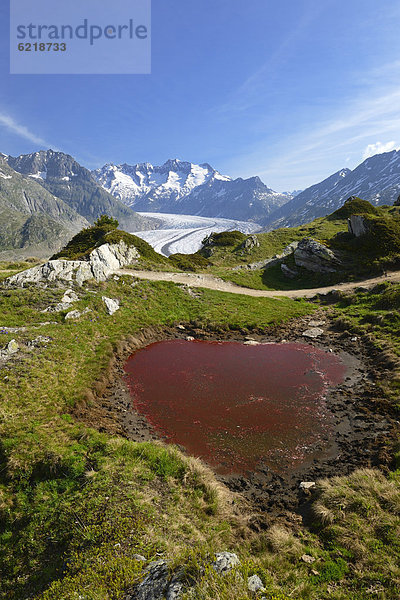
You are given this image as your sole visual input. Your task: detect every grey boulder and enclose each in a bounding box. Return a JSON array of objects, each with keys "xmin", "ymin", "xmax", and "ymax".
[
  {"xmin": 6, "ymin": 241, "xmax": 140, "ymax": 287},
  {"xmin": 294, "ymin": 238, "xmax": 340, "ymax": 273},
  {"xmin": 212, "ymin": 552, "xmax": 240, "ymax": 574}
]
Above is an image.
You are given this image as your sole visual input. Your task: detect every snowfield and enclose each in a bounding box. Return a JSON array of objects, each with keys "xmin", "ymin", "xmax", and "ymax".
[{"xmin": 131, "ymin": 212, "xmax": 261, "ymax": 256}]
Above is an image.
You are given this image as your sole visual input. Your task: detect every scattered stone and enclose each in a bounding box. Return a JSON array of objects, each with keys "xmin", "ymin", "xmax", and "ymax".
[
  {"xmin": 302, "ymin": 328, "xmax": 324, "ymax": 339},
  {"xmin": 176, "ymin": 325, "xmax": 185, "ymax": 330},
  {"xmin": 186, "ymin": 336, "xmax": 195, "ymax": 342},
  {"xmin": 299, "ymin": 481, "xmax": 316, "ymax": 490},
  {"xmin": 62, "ymin": 288, "xmax": 79, "ymax": 303},
  {"xmin": 281, "ymin": 263, "xmax": 299, "ymax": 279},
  {"xmin": 132, "ymin": 554, "xmax": 147, "ymax": 562},
  {"xmin": 301, "ymin": 554, "xmax": 316, "ymax": 564},
  {"xmin": 240, "ymin": 235, "xmax": 260, "ymax": 252},
  {"xmin": 247, "ymin": 574, "xmax": 265, "ymax": 592},
  {"xmin": 27, "ymin": 336, "xmax": 52, "ymax": 347},
  {"xmin": 212, "ymin": 552, "xmax": 240, "ymax": 574},
  {"xmin": 102, "ymin": 296, "xmax": 120, "ymax": 315},
  {"xmin": 65, "ymin": 308, "xmax": 91, "ymax": 320},
  {"xmin": 5, "ymin": 339, "xmax": 19, "ymax": 355},
  {"xmin": 0, "ymin": 326, "xmax": 26, "ymax": 333},
  {"xmin": 166, "ymin": 572, "xmax": 184, "ymax": 600},
  {"xmin": 308, "ymin": 320, "xmax": 326, "ymax": 327},
  {"xmin": 351, "ymin": 337, "xmax": 358, "ymax": 342},
  {"xmin": 311, "ymin": 569, "xmax": 320, "ymax": 576},
  {"xmin": 294, "ymin": 238, "xmax": 340, "ymax": 273},
  {"xmin": 244, "ymin": 340, "xmax": 260, "ymax": 346}
]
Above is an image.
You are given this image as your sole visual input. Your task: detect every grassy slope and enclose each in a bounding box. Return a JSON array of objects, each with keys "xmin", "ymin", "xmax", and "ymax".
[
  {"xmin": 1, "ymin": 243, "xmax": 400, "ymax": 599},
  {"xmin": 188, "ymin": 204, "xmax": 400, "ymax": 291},
  {"xmin": 0, "ymin": 268, "xmax": 313, "ymax": 600}
]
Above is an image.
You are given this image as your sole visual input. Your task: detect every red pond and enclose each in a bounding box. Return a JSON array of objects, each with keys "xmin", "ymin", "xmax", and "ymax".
[{"xmin": 123, "ymin": 340, "xmax": 347, "ymax": 475}]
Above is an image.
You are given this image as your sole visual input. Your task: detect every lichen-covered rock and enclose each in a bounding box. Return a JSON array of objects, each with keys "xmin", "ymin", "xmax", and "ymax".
[
  {"xmin": 247, "ymin": 574, "xmax": 265, "ymax": 592},
  {"xmin": 65, "ymin": 308, "xmax": 91, "ymax": 320},
  {"xmin": 166, "ymin": 573, "xmax": 184, "ymax": 600},
  {"xmin": 294, "ymin": 238, "xmax": 340, "ymax": 273},
  {"xmin": 348, "ymin": 214, "xmax": 370, "ymax": 237},
  {"xmin": 6, "ymin": 241, "xmax": 140, "ymax": 288},
  {"xmin": 102, "ymin": 296, "xmax": 120, "ymax": 315},
  {"xmin": 240, "ymin": 235, "xmax": 260, "ymax": 252},
  {"xmin": 212, "ymin": 552, "xmax": 240, "ymax": 574},
  {"xmin": 302, "ymin": 327, "xmax": 324, "ymax": 338},
  {"xmin": 233, "ymin": 241, "xmax": 299, "ymax": 272},
  {"xmin": 128, "ymin": 560, "xmax": 169, "ymax": 600},
  {"xmin": 299, "ymin": 481, "xmax": 316, "ymax": 490},
  {"xmin": 5, "ymin": 339, "xmax": 19, "ymax": 355}
]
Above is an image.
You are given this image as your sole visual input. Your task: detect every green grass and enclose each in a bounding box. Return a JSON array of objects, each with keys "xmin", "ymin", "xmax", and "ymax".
[
  {"xmin": 0, "ymin": 275, "xmax": 314, "ymax": 599},
  {"xmin": 1, "ymin": 252, "xmax": 400, "ymax": 599}
]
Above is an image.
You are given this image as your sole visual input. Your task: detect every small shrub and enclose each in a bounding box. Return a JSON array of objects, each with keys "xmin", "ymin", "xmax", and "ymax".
[
  {"xmin": 93, "ymin": 214, "xmax": 119, "ymax": 229},
  {"xmin": 169, "ymin": 253, "xmax": 210, "ymax": 271}
]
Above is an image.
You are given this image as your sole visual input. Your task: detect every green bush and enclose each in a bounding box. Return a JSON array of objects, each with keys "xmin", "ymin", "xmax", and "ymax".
[
  {"xmin": 169, "ymin": 253, "xmax": 210, "ymax": 271},
  {"xmin": 202, "ymin": 231, "xmax": 247, "ymax": 248},
  {"xmin": 93, "ymin": 214, "xmax": 119, "ymax": 229}
]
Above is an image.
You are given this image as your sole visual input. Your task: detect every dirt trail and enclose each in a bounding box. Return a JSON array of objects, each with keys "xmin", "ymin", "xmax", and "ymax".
[{"xmin": 118, "ymin": 268, "xmax": 400, "ymax": 298}]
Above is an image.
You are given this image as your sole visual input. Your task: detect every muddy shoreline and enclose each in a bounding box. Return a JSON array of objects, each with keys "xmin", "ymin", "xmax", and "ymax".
[{"xmin": 75, "ymin": 311, "xmax": 399, "ymax": 516}]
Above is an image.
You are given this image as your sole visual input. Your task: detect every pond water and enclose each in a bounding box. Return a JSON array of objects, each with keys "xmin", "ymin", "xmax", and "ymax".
[{"xmin": 123, "ymin": 340, "xmax": 347, "ymax": 475}]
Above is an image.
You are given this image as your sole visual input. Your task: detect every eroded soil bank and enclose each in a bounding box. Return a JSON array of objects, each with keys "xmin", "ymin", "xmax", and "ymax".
[{"xmin": 75, "ymin": 311, "xmax": 399, "ymax": 516}]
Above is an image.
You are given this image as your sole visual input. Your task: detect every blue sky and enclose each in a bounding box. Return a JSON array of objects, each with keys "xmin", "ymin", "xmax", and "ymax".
[{"xmin": 1, "ymin": 0, "xmax": 400, "ymax": 191}]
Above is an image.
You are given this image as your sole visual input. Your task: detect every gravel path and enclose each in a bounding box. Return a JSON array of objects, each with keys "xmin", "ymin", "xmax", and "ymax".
[{"xmin": 118, "ymin": 269, "xmax": 400, "ymax": 298}]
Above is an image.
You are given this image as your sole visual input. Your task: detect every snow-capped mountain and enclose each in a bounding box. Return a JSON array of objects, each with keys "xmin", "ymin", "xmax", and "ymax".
[
  {"xmin": 267, "ymin": 150, "xmax": 400, "ymax": 229},
  {"xmin": 6, "ymin": 150, "xmax": 155, "ymax": 232},
  {"xmin": 93, "ymin": 159, "xmax": 291, "ymax": 225}
]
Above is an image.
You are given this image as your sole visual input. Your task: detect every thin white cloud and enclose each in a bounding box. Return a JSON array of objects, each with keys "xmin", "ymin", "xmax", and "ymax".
[
  {"xmin": 210, "ymin": 2, "xmax": 330, "ymax": 117},
  {"xmin": 0, "ymin": 112, "xmax": 51, "ymax": 146},
  {"xmin": 225, "ymin": 85, "xmax": 400, "ymax": 189},
  {"xmin": 362, "ymin": 141, "xmax": 399, "ymax": 160}
]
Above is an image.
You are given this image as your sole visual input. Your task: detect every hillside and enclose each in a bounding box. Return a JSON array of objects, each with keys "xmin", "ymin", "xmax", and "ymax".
[
  {"xmin": 0, "ymin": 239, "xmax": 399, "ymax": 599},
  {"xmin": 268, "ymin": 150, "xmax": 400, "ymax": 228},
  {"xmin": 6, "ymin": 150, "xmax": 157, "ymax": 233},
  {"xmin": 0, "ymin": 156, "xmax": 89, "ymax": 259},
  {"xmin": 173, "ymin": 197, "xmax": 400, "ymax": 291}
]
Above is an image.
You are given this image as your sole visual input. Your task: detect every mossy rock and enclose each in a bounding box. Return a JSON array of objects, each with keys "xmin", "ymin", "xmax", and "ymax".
[{"xmin": 52, "ymin": 226, "xmax": 168, "ymax": 264}]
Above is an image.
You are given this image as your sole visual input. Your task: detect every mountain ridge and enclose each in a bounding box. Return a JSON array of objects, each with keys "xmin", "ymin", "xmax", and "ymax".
[
  {"xmin": 6, "ymin": 150, "xmax": 156, "ymax": 233},
  {"xmin": 0, "ymin": 156, "xmax": 90, "ymax": 258},
  {"xmin": 267, "ymin": 150, "xmax": 400, "ymax": 229},
  {"xmin": 93, "ymin": 158, "xmax": 291, "ymax": 224}
]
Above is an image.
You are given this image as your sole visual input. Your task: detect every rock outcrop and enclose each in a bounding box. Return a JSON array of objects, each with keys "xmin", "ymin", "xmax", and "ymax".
[
  {"xmin": 5, "ymin": 241, "xmax": 140, "ymax": 287},
  {"xmin": 102, "ymin": 296, "xmax": 120, "ymax": 315},
  {"xmin": 348, "ymin": 214, "xmax": 370, "ymax": 237},
  {"xmin": 240, "ymin": 235, "xmax": 260, "ymax": 252},
  {"xmin": 212, "ymin": 552, "xmax": 240, "ymax": 574},
  {"xmin": 281, "ymin": 263, "xmax": 298, "ymax": 279},
  {"xmin": 294, "ymin": 238, "xmax": 340, "ymax": 273},
  {"xmin": 233, "ymin": 241, "xmax": 299, "ymax": 272}
]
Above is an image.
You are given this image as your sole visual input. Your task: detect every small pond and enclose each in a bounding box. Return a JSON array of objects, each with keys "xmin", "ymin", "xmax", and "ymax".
[{"xmin": 123, "ymin": 340, "xmax": 347, "ymax": 475}]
